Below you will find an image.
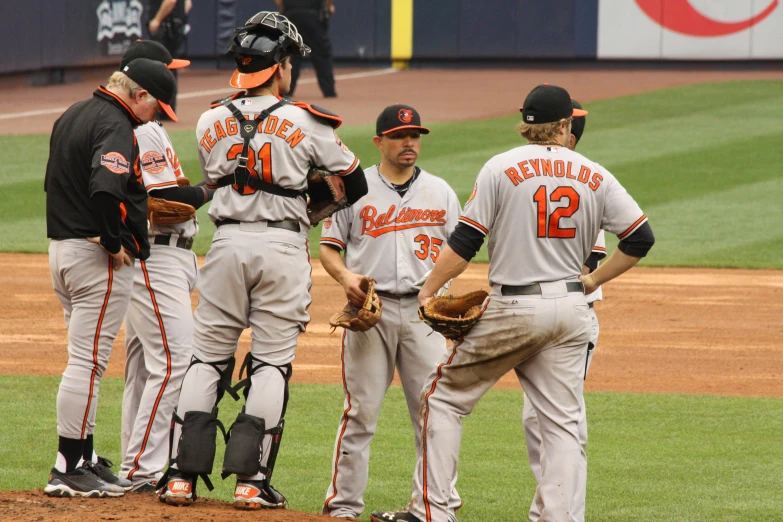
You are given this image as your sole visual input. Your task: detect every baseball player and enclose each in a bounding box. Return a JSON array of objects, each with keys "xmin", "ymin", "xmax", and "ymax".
[
  {"xmin": 320, "ymin": 105, "xmax": 462, "ymax": 520},
  {"xmin": 44, "ymin": 59, "xmax": 177, "ymax": 497},
  {"xmin": 371, "ymin": 84, "xmax": 654, "ymax": 522},
  {"xmin": 520, "ymin": 99, "xmax": 607, "ymax": 521},
  {"xmin": 156, "ymin": 12, "xmax": 368, "ymax": 509},
  {"xmin": 115, "ymin": 41, "xmax": 214, "ymax": 493}
]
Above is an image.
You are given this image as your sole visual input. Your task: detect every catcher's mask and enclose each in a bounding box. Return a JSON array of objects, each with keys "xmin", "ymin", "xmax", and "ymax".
[{"xmin": 228, "ymin": 11, "xmax": 310, "ymax": 89}]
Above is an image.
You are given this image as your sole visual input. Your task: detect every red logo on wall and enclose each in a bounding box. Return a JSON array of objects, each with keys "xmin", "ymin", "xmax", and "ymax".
[{"xmin": 635, "ymin": 0, "xmax": 778, "ymax": 37}]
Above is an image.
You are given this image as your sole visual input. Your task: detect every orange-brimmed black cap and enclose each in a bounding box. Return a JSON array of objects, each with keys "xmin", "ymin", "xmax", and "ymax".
[
  {"xmin": 121, "ymin": 40, "xmax": 190, "ymax": 70},
  {"xmin": 122, "ymin": 58, "xmax": 179, "ymax": 122},
  {"xmin": 520, "ymin": 84, "xmax": 587, "ymax": 124},
  {"xmin": 376, "ymin": 104, "xmax": 430, "ymax": 136}
]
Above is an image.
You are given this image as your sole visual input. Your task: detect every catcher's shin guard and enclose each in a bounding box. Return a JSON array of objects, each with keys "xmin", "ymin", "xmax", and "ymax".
[
  {"xmin": 222, "ymin": 412, "xmax": 265, "ymax": 477},
  {"xmin": 220, "ymin": 353, "xmax": 291, "ymax": 480}
]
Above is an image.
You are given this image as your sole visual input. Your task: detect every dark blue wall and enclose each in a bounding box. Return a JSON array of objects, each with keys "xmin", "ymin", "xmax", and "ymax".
[{"xmin": 1, "ymin": 0, "xmax": 600, "ymax": 75}]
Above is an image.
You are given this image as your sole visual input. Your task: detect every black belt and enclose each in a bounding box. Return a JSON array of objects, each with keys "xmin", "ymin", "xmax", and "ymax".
[
  {"xmin": 501, "ymin": 281, "xmax": 584, "ymax": 296},
  {"xmin": 153, "ymin": 235, "xmax": 194, "ymax": 250},
  {"xmin": 376, "ymin": 291, "xmax": 418, "ymax": 300},
  {"xmin": 215, "ymin": 218, "xmax": 301, "ymax": 233}
]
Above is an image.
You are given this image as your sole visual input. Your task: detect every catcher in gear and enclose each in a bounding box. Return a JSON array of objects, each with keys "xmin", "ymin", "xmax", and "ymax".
[
  {"xmin": 320, "ymin": 104, "xmax": 462, "ymax": 520},
  {"xmin": 116, "ymin": 40, "xmax": 215, "ymax": 493},
  {"xmin": 157, "ymin": 11, "xmax": 367, "ymax": 510}
]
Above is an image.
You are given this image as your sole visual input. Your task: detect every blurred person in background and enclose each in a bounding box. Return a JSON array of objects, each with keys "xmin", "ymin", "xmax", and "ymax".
[
  {"xmin": 147, "ymin": 0, "xmax": 193, "ymax": 116},
  {"xmin": 273, "ymin": 0, "xmax": 337, "ymax": 98}
]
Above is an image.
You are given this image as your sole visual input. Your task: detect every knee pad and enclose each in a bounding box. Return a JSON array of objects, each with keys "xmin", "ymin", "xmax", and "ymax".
[
  {"xmin": 222, "ymin": 412, "xmax": 265, "ymax": 477},
  {"xmin": 185, "ymin": 355, "xmax": 240, "ymax": 403},
  {"xmin": 177, "ymin": 411, "xmax": 220, "ymax": 475}
]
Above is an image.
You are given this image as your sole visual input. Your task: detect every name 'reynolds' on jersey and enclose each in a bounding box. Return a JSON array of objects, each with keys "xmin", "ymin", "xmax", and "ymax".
[{"xmin": 503, "ymin": 155, "xmax": 603, "ymax": 191}]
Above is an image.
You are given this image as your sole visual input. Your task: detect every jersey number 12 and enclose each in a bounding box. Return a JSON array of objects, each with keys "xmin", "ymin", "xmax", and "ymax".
[{"xmin": 533, "ymin": 186, "xmax": 580, "ymax": 238}]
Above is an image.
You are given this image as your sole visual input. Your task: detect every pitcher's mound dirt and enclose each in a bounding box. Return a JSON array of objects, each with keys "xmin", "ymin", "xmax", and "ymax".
[{"xmin": 0, "ymin": 490, "xmax": 332, "ymax": 522}]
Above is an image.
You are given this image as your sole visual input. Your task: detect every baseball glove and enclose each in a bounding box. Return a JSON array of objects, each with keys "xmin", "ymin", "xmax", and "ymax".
[
  {"xmin": 176, "ymin": 176, "xmax": 191, "ymax": 187},
  {"xmin": 306, "ymin": 167, "xmax": 348, "ymax": 227},
  {"xmin": 147, "ymin": 197, "xmax": 196, "ymax": 228},
  {"xmin": 418, "ymin": 290, "xmax": 489, "ymax": 340},
  {"xmin": 329, "ymin": 277, "xmax": 382, "ymax": 332}
]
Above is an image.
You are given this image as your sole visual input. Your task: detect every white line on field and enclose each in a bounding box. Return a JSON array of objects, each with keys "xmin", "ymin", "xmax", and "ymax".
[{"xmin": 0, "ymin": 67, "xmax": 399, "ymax": 121}]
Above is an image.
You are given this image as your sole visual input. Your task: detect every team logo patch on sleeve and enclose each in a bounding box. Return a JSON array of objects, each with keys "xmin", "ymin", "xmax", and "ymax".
[
  {"xmin": 101, "ymin": 152, "xmax": 130, "ymax": 174},
  {"xmin": 323, "ymin": 217, "xmax": 333, "ymax": 229},
  {"xmin": 467, "ymin": 183, "xmax": 478, "ymax": 204},
  {"xmin": 141, "ymin": 151, "xmax": 167, "ymax": 174},
  {"xmin": 334, "ymin": 131, "xmax": 350, "ymax": 152}
]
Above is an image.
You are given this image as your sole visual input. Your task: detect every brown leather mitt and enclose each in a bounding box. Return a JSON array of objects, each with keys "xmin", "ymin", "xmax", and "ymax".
[
  {"xmin": 418, "ymin": 290, "xmax": 489, "ymax": 340},
  {"xmin": 306, "ymin": 167, "xmax": 349, "ymax": 227},
  {"xmin": 329, "ymin": 278, "xmax": 382, "ymax": 332},
  {"xmin": 147, "ymin": 197, "xmax": 196, "ymax": 228},
  {"xmin": 176, "ymin": 176, "xmax": 191, "ymax": 187}
]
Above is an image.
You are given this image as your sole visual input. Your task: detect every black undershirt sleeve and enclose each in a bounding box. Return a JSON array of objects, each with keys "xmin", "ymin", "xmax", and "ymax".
[
  {"xmin": 92, "ymin": 191, "xmax": 123, "ymax": 255},
  {"xmin": 584, "ymin": 252, "xmax": 601, "ymax": 273},
  {"xmin": 341, "ymin": 165, "xmax": 368, "ymax": 204},
  {"xmin": 149, "ymin": 185, "xmax": 207, "ymax": 209},
  {"xmin": 447, "ymin": 222, "xmax": 486, "ymax": 262},
  {"xmin": 618, "ymin": 221, "xmax": 655, "ymax": 257}
]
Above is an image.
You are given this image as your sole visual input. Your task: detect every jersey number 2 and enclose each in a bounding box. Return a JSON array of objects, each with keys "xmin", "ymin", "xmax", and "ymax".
[
  {"xmin": 414, "ymin": 234, "xmax": 443, "ymax": 262},
  {"xmin": 533, "ymin": 186, "xmax": 580, "ymax": 238},
  {"xmin": 226, "ymin": 143, "xmax": 273, "ymax": 195}
]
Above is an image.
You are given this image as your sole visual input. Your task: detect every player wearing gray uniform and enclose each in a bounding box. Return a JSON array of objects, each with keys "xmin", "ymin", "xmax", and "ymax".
[
  {"xmin": 116, "ymin": 41, "xmax": 213, "ymax": 493},
  {"xmin": 521, "ymin": 101, "xmax": 608, "ymax": 521},
  {"xmin": 320, "ymin": 105, "xmax": 462, "ymax": 520},
  {"xmin": 157, "ymin": 12, "xmax": 368, "ymax": 510},
  {"xmin": 44, "ymin": 60, "xmax": 177, "ymax": 498},
  {"xmin": 372, "ymin": 85, "xmax": 654, "ymax": 522}
]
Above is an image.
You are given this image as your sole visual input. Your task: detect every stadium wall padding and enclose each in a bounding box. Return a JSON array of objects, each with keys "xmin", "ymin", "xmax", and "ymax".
[{"xmin": 1, "ymin": 0, "xmax": 781, "ymax": 75}]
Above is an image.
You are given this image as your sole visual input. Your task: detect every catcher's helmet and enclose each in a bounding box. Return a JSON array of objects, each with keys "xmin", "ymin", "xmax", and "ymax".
[{"xmin": 228, "ymin": 11, "xmax": 310, "ymax": 89}]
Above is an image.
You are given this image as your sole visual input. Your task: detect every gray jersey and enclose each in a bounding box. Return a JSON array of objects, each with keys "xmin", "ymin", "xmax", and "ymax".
[
  {"xmin": 461, "ymin": 144, "xmax": 645, "ymax": 289},
  {"xmin": 197, "ymin": 95, "xmax": 359, "ymax": 227},
  {"xmin": 321, "ymin": 166, "xmax": 461, "ymax": 294},
  {"xmin": 136, "ymin": 121, "xmax": 198, "ymax": 239}
]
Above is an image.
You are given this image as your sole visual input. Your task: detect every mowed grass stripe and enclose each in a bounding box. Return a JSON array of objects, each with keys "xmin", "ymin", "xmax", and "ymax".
[
  {"xmin": 2, "ymin": 375, "xmax": 783, "ymax": 521},
  {"xmin": 1, "ymin": 80, "xmax": 782, "ymax": 268}
]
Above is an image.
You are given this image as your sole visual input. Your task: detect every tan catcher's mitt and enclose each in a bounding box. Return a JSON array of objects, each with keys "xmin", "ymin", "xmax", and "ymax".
[
  {"xmin": 418, "ymin": 290, "xmax": 489, "ymax": 340},
  {"xmin": 329, "ymin": 278, "xmax": 382, "ymax": 332},
  {"xmin": 306, "ymin": 167, "xmax": 349, "ymax": 226}
]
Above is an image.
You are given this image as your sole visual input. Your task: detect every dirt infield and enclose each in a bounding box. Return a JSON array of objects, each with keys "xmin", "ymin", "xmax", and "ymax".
[{"xmin": 2, "ymin": 253, "xmax": 782, "ymax": 397}]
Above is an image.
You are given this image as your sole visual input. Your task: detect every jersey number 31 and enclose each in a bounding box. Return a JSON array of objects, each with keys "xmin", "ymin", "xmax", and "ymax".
[
  {"xmin": 533, "ymin": 186, "xmax": 580, "ymax": 238},
  {"xmin": 226, "ymin": 143, "xmax": 273, "ymax": 195}
]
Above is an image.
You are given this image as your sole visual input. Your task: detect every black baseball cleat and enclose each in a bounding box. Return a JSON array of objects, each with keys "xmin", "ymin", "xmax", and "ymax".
[
  {"xmin": 44, "ymin": 464, "xmax": 125, "ymax": 498},
  {"xmin": 233, "ymin": 479, "xmax": 287, "ymax": 509},
  {"xmin": 157, "ymin": 469, "xmax": 196, "ymax": 506},
  {"xmin": 91, "ymin": 457, "xmax": 133, "ymax": 491},
  {"xmin": 370, "ymin": 510, "xmax": 423, "ymax": 522},
  {"xmin": 129, "ymin": 481, "xmax": 157, "ymax": 493}
]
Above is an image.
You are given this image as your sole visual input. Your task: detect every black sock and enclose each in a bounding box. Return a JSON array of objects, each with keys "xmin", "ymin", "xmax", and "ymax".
[
  {"xmin": 58, "ymin": 436, "xmax": 84, "ymax": 472},
  {"xmin": 83, "ymin": 434, "xmax": 95, "ymax": 463}
]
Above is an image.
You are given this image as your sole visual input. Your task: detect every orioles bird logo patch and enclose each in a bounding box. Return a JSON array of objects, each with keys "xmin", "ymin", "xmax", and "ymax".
[
  {"xmin": 240, "ymin": 56, "xmax": 252, "ymax": 65},
  {"xmin": 467, "ymin": 183, "xmax": 478, "ymax": 204},
  {"xmin": 398, "ymin": 109, "xmax": 413, "ymax": 123},
  {"xmin": 323, "ymin": 217, "xmax": 332, "ymax": 229}
]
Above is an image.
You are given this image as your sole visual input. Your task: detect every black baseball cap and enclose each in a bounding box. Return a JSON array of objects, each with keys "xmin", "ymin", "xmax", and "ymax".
[
  {"xmin": 121, "ymin": 40, "xmax": 190, "ymax": 70},
  {"xmin": 520, "ymin": 84, "xmax": 587, "ymax": 124},
  {"xmin": 121, "ymin": 58, "xmax": 179, "ymax": 122},
  {"xmin": 571, "ymin": 99, "xmax": 587, "ymax": 143},
  {"xmin": 376, "ymin": 104, "xmax": 430, "ymax": 136}
]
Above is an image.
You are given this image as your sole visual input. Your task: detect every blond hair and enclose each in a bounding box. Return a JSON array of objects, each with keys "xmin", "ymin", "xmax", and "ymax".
[
  {"xmin": 106, "ymin": 71, "xmax": 156, "ymax": 102},
  {"xmin": 517, "ymin": 117, "xmax": 572, "ymax": 143}
]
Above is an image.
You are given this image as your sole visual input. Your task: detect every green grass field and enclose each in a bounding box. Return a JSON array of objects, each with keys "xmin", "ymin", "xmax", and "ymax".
[
  {"xmin": 2, "ymin": 81, "xmax": 783, "ymax": 521},
  {"xmin": 1, "ymin": 80, "xmax": 783, "ymax": 266},
  {"xmin": 2, "ymin": 375, "xmax": 782, "ymax": 522}
]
